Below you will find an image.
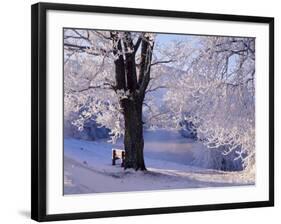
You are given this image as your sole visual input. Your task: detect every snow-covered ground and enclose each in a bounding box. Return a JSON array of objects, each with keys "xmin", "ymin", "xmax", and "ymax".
[{"xmin": 64, "ymin": 130, "xmax": 254, "ymax": 194}]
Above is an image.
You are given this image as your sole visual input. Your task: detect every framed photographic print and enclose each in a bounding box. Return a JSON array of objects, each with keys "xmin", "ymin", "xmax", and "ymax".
[{"xmin": 31, "ymin": 2, "xmax": 274, "ymax": 222}]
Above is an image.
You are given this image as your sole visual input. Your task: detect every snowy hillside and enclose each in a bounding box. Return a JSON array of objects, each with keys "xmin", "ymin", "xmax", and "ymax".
[{"xmin": 64, "ymin": 130, "xmax": 254, "ymax": 194}]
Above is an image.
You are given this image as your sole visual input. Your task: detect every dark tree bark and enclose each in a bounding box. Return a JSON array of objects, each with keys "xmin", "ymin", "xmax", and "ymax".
[
  {"xmin": 110, "ymin": 32, "xmax": 154, "ymax": 171},
  {"xmin": 123, "ymin": 94, "xmax": 146, "ymax": 170}
]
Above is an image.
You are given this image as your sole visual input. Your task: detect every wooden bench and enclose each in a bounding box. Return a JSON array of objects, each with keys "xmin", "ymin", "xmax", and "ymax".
[{"xmin": 112, "ymin": 148, "xmax": 125, "ymax": 167}]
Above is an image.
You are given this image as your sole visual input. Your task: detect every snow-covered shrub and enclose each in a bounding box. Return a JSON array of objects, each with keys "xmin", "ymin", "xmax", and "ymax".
[
  {"xmin": 64, "ymin": 110, "xmax": 109, "ymax": 140},
  {"xmin": 191, "ymin": 145, "xmax": 244, "ymax": 171},
  {"xmin": 178, "ymin": 119, "xmax": 197, "ymax": 139}
]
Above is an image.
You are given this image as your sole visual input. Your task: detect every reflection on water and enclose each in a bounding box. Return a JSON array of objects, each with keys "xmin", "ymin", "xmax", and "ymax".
[{"xmin": 143, "ymin": 130, "xmax": 206, "ymax": 165}]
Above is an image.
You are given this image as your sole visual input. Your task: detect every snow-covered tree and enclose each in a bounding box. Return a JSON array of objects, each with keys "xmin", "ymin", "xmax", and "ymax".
[
  {"xmin": 64, "ymin": 29, "xmax": 175, "ymax": 170},
  {"xmin": 163, "ymin": 36, "xmax": 255, "ymax": 170}
]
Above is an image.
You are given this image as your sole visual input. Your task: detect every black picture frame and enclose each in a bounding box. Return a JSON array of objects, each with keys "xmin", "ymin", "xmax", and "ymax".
[{"xmin": 31, "ymin": 2, "xmax": 274, "ymax": 222}]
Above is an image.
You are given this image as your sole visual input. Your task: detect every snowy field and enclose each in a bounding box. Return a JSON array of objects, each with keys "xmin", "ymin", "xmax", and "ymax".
[{"xmin": 64, "ymin": 130, "xmax": 254, "ymax": 195}]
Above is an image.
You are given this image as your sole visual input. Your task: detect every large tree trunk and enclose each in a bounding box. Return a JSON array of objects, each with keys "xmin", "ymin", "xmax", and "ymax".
[
  {"xmin": 110, "ymin": 31, "xmax": 154, "ymax": 171},
  {"xmin": 122, "ymin": 97, "xmax": 146, "ymax": 170}
]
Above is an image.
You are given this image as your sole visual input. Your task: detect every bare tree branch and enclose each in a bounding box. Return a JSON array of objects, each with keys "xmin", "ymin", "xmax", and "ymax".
[
  {"xmin": 71, "ymin": 29, "xmax": 91, "ymax": 43},
  {"xmin": 64, "ymin": 35, "xmax": 88, "ymax": 40},
  {"xmin": 64, "ymin": 43, "xmax": 111, "ymax": 56},
  {"xmin": 145, "ymin": 85, "xmax": 167, "ymax": 93},
  {"xmin": 70, "ymin": 82, "xmax": 115, "ymax": 93},
  {"xmin": 64, "ymin": 43, "xmax": 90, "ymax": 50},
  {"xmin": 94, "ymin": 31, "xmax": 112, "ymax": 40},
  {"xmin": 134, "ymin": 34, "xmax": 143, "ymax": 53},
  {"xmin": 151, "ymin": 59, "xmax": 175, "ymax": 66}
]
